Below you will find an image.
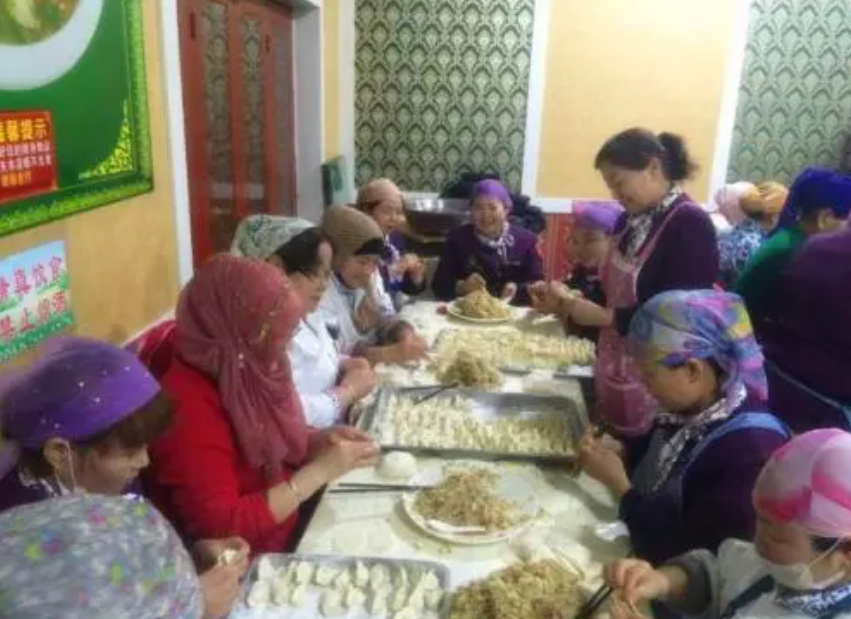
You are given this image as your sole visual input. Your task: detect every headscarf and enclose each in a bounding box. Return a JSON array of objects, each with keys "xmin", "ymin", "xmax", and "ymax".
[
  {"xmin": 629, "ymin": 289, "xmax": 768, "ymax": 404},
  {"xmin": 321, "ymin": 205, "xmax": 384, "ymax": 264},
  {"xmin": 176, "ymin": 254, "xmax": 307, "ymax": 472},
  {"xmin": 356, "ymin": 178, "xmax": 403, "ymax": 212},
  {"xmin": 740, "ymin": 181, "xmax": 788, "ymax": 219},
  {"xmin": 472, "ymin": 179, "xmax": 513, "ymax": 212},
  {"xmin": 0, "ymin": 494, "xmax": 203, "ymax": 619},
  {"xmin": 773, "ymin": 166, "xmax": 851, "ymax": 234},
  {"xmin": 230, "ymin": 214, "xmax": 315, "ymax": 261},
  {"xmin": 754, "ymin": 429, "xmax": 851, "ymax": 539},
  {"xmin": 0, "ymin": 338, "xmax": 160, "ymax": 479},
  {"xmin": 573, "ymin": 200, "xmax": 624, "ymax": 235},
  {"xmin": 713, "ymin": 181, "xmax": 756, "ymax": 225}
]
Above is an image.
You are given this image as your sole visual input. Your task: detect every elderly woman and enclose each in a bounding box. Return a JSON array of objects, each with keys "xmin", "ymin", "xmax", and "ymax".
[
  {"xmin": 231, "ymin": 215, "xmax": 376, "ymax": 429},
  {"xmin": 717, "ymin": 181, "xmax": 788, "ymax": 288},
  {"xmin": 0, "ymin": 337, "xmax": 249, "ymax": 618},
  {"xmin": 432, "ymin": 179, "xmax": 544, "ymax": 305},
  {"xmin": 579, "ymin": 290, "xmax": 789, "ymax": 565},
  {"xmin": 318, "ymin": 205, "xmax": 427, "ymax": 365},
  {"xmin": 547, "ymin": 129, "xmax": 719, "ymax": 436},
  {"xmin": 736, "ymin": 166, "xmax": 851, "ymax": 333},
  {"xmin": 760, "ymin": 228, "xmax": 851, "ymax": 433},
  {"xmin": 604, "ymin": 429, "xmax": 851, "ymax": 619},
  {"xmin": 144, "ymin": 255, "xmax": 379, "ymax": 553},
  {"xmin": 356, "ymin": 178, "xmax": 426, "ymax": 304},
  {"xmin": 0, "ymin": 494, "xmax": 206, "ymax": 619}
]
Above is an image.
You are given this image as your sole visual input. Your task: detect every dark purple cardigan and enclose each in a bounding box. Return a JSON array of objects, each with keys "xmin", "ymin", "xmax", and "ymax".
[
  {"xmin": 614, "ymin": 199, "xmax": 720, "ymax": 336},
  {"xmin": 432, "ymin": 223, "xmax": 543, "ymax": 306},
  {"xmin": 620, "ymin": 400, "xmax": 788, "ymax": 566}
]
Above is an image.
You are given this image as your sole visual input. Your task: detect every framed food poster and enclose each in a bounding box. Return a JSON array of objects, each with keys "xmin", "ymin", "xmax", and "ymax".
[{"xmin": 0, "ymin": 0, "xmax": 152, "ymax": 237}]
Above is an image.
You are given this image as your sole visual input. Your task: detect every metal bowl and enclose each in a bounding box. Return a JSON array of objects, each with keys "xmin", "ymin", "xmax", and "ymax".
[{"xmin": 404, "ymin": 198, "xmax": 470, "ymax": 236}]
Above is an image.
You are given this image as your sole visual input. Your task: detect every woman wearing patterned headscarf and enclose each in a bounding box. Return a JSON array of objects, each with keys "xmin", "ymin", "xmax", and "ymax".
[
  {"xmin": 432, "ymin": 179, "xmax": 544, "ymax": 305},
  {"xmin": 717, "ymin": 181, "xmax": 788, "ymax": 289},
  {"xmin": 736, "ymin": 166, "xmax": 851, "ymax": 333},
  {"xmin": 578, "ymin": 290, "xmax": 789, "ymax": 565},
  {"xmin": 231, "ymin": 214, "xmax": 377, "ymax": 429},
  {"xmin": 603, "ymin": 430, "xmax": 851, "ymax": 619},
  {"xmin": 0, "ymin": 337, "xmax": 250, "ymax": 619},
  {"xmin": 144, "ymin": 255, "xmax": 379, "ymax": 553},
  {"xmin": 0, "ymin": 494, "xmax": 205, "ymax": 619}
]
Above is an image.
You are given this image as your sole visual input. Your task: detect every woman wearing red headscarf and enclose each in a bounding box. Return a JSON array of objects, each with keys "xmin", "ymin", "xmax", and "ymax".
[{"xmin": 144, "ymin": 255, "xmax": 379, "ymax": 552}]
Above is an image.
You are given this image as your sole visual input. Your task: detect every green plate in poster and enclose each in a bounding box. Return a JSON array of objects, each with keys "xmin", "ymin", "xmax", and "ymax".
[{"xmin": 0, "ymin": 0, "xmax": 152, "ymax": 236}]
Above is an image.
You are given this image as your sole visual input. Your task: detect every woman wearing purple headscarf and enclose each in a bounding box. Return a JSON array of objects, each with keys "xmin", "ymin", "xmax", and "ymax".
[
  {"xmin": 0, "ymin": 337, "xmax": 248, "ymax": 619},
  {"xmin": 432, "ymin": 179, "xmax": 544, "ymax": 305}
]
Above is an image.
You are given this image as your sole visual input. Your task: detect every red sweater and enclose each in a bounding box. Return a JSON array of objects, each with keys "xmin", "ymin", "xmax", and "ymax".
[{"xmin": 144, "ymin": 358, "xmax": 298, "ymax": 553}]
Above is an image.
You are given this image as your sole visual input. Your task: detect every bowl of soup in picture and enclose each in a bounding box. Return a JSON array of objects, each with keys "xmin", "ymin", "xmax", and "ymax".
[{"xmin": 0, "ymin": 0, "xmax": 105, "ymax": 90}]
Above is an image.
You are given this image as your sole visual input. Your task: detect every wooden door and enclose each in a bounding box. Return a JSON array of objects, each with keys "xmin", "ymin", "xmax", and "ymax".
[{"xmin": 179, "ymin": 0, "xmax": 296, "ymax": 267}]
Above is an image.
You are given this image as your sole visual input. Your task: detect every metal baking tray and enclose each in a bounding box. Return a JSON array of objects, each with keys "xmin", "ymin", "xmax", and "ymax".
[
  {"xmin": 234, "ymin": 553, "xmax": 452, "ymax": 618},
  {"xmin": 357, "ymin": 387, "xmax": 588, "ymax": 466}
]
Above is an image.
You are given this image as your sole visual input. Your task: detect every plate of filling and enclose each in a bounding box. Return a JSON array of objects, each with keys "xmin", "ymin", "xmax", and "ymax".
[
  {"xmin": 446, "ymin": 289, "xmax": 515, "ymax": 324},
  {"xmin": 0, "ymin": 0, "xmax": 105, "ymax": 90},
  {"xmin": 402, "ymin": 462, "xmax": 540, "ymax": 545}
]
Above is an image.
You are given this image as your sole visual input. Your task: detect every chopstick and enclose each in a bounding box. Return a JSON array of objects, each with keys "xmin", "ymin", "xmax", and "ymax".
[
  {"xmin": 327, "ymin": 483, "xmax": 435, "ymax": 494},
  {"xmin": 573, "ymin": 583, "xmax": 613, "ymax": 619},
  {"xmin": 411, "ymin": 383, "xmax": 458, "ymax": 405}
]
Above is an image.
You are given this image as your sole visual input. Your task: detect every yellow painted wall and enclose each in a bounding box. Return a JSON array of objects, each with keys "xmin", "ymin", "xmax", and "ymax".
[
  {"xmin": 0, "ymin": 0, "xmax": 179, "ymax": 367},
  {"xmin": 323, "ymin": 0, "xmax": 341, "ymax": 159},
  {"xmin": 537, "ymin": 0, "xmax": 737, "ymax": 198}
]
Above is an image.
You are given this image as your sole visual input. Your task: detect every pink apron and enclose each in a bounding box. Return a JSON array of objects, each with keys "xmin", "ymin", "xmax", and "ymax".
[{"xmin": 594, "ymin": 203, "xmax": 686, "ymax": 436}]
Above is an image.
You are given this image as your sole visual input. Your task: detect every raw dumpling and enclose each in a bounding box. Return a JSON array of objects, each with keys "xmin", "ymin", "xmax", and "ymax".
[
  {"xmin": 257, "ymin": 556, "xmax": 277, "ymax": 580},
  {"xmin": 368, "ymin": 586, "xmax": 390, "ymax": 615},
  {"xmin": 294, "ymin": 561, "xmax": 314, "ymax": 585},
  {"xmin": 370, "ymin": 564, "xmax": 389, "ymax": 590},
  {"xmin": 393, "ymin": 566, "xmax": 409, "ymax": 591},
  {"xmin": 421, "ymin": 571, "xmax": 440, "ymax": 591},
  {"xmin": 334, "ymin": 568, "xmax": 351, "ymax": 589},
  {"xmin": 247, "ymin": 581, "xmax": 271, "ymax": 608},
  {"xmin": 315, "ymin": 564, "xmax": 340, "ymax": 587},
  {"xmin": 425, "ymin": 589, "xmax": 443, "ymax": 611},
  {"xmin": 290, "ymin": 583, "xmax": 308, "ymax": 606},
  {"xmin": 271, "ymin": 579, "xmax": 290, "ymax": 606},
  {"xmin": 379, "ymin": 451, "xmax": 417, "ymax": 480},
  {"xmin": 344, "ymin": 584, "xmax": 366, "ymax": 609},
  {"xmin": 391, "ymin": 586, "xmax": 408, "ymax": 612},
  {"xmin": 321, "ymin": 590, "xmax": 345, "ymax": 617},
  {"xmin": 354, "ymin": 561, "xmax": 370, "ymax": 588},
  {"xmin": 394, "ymin": 607, "xmax": 419, "ymax": 619},
  {"xmin": 218, "ymin": 548, "xmax": 238, "ymax": 566}
]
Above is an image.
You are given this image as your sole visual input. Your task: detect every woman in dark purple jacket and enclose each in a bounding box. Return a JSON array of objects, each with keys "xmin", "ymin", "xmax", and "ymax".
[
  {"xmin": 432, "ymin": 179, "xmax": 544, "ymax": 306},
  {"xmin": 550, "ymin": 129, "xmax": 719, "ymax": 436},
  {"xmin": 578, "ymin": 290, "xmax": 789, "ymax": 566}
]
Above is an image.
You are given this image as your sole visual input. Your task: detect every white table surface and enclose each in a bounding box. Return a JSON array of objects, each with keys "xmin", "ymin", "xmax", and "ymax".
[{"xmin": 295, "ymin": 300, "xmax": 629, "ymax": 594}]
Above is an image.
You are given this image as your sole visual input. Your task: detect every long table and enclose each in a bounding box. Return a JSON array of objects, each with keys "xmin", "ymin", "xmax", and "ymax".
[{"xmin": 296, "ymin": 300, "xmax": 628, "ymax": 593}]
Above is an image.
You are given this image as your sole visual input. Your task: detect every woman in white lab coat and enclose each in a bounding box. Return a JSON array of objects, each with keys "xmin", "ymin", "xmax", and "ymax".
[
  {"xmin": 318, "ymin": 205, "xmax": 427, "ymax": 367},
  {"xmin": 231, "ymin": 214, "xmax": 376, "ymax": 428},
  {"xmin": 603, "ymin": 429, "xmax": 851, "ymax": 619}
]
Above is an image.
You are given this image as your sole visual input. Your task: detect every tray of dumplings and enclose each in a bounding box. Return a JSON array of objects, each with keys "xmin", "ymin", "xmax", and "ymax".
[
  {"xmin": 236, "ymin": 553, "xmax": 451, "ymax": 619},
  {"xmin": 358, "ymin": 387, "xmax": 587, "ymax": 466}
]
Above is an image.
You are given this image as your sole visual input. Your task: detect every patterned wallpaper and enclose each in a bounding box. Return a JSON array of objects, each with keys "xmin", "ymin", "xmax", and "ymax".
[
  {"xmin": 728, "ymin": 0, "xmax": 851, "ymax": 183},
  {"xmin": 354, "ymin": 0, "xmax": 535, "ymax": 192}
]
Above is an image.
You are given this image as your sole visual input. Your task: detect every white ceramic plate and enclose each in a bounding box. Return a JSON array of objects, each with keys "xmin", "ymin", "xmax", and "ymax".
[
  {"xmin": 402, "ymin": 461, "xmax": 539, "ymax": 546},
  {"xmin": 0, "ymin": 0, "xmax": 105, "ymax": 90},
  {"xmin": 446, "ymin": 300, "xmax": 515, "ymax": 324}
]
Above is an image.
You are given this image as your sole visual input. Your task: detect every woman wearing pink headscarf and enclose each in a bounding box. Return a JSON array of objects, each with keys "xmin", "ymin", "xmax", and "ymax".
[
  {"xmin": 602, "ymin": 430, "xmax": 851, "ymax": 619},
  {"xmin": 144, "ymin": 255, "xmax": 379, "ymax": 553}
]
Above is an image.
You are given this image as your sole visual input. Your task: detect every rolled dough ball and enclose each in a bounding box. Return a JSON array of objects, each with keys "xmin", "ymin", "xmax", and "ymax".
[{"xmin": 379, "ymin": 452, "xmax": 417, "ymax": 480}]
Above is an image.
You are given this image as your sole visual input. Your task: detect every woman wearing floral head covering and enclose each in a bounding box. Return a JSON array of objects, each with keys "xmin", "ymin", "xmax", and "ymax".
[
  {"xmin": 144, "ymin": 255, "xmax": 379, "ymax": 553},
  {"xmin": 432, "ymin": 179, "xmax": 544, "ymax": 305},
  {"xmin": 603, "ymin": 429, "xmax": 851, "ymax": 619},
  {"xmin": 231, "ymin": 214, "xmax": 377, "ymax": 429},
  {"xmin": 736, "ymin": 166, "xmax": 851, "ymax": 333},
  {"xmin": 578, "ymin": 290, "xmax": 789, "ymax": 565},
  {"xmin": 0, "ymin": 494, "xmax": 204, "ymax": 619}
]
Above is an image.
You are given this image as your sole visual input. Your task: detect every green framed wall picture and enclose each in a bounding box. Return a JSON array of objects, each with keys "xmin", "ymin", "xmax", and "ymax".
[{"xmin": 0, "ymin": 0, "xmax": 153, "ymax": 236}]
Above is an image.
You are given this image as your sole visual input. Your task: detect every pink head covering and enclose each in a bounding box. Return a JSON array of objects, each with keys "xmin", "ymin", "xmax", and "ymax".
[
  {"xmin": 176, "ymin": 254, "xmax": 307, "ymax": 472},
  {"xmin": 753, "ymin": 429, "xmax": 851, "ymax": 538},
  {"xmin": 713, "ymin": 182, "xmax": 756, "ymax": 225}
]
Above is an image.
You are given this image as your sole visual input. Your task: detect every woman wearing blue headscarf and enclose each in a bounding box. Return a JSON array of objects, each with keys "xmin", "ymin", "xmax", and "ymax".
[{"xmin": 735, "ymin": 166, "xmax": 851, "ymax": 334}]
